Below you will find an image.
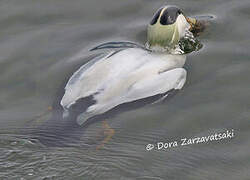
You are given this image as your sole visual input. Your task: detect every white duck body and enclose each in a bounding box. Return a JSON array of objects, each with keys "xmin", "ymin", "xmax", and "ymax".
[{"xmin": 61, "ymin": 48, "xmax": 187, "ymax": 125}]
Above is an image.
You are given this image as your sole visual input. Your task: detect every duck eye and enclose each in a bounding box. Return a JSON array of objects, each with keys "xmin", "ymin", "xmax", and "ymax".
[{"xmin": 150, "ymin": 8, "xmax": 163, "ymax": 25}]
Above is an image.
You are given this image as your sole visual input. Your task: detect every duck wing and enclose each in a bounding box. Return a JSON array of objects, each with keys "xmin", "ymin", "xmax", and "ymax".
[
  {"xmin": 61, "ymin": 48, "xmax": 186, "ymax": 125},
  {"xmin": 75, "ymin": 67, "xmax": 186, "ymax": 125}
]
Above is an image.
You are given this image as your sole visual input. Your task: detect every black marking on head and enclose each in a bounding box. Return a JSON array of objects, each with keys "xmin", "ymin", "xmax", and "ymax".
[
  {"xmin": 160, "ymin": 6, "xmax": 183, "ymax": 25},
  {"xmin": 150, "ymin": 7, "xmax": 163, "ymax": 25}
]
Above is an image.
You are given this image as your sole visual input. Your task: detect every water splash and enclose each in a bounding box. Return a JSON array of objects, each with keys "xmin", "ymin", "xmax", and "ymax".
[{"xmin": 179, "ymin": 30, "xmax": 203, "ymax": 54}]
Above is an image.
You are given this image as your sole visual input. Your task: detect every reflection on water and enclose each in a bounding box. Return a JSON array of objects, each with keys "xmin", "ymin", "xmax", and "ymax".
[{"xmin": 0, "ymin": 0, "xmax": 250, "ymax": 179}]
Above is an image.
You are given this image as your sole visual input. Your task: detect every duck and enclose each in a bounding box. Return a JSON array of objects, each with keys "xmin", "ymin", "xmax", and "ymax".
[{"xmin": 60, "ymin": 5, "xmax": 204, "ymax": 126}]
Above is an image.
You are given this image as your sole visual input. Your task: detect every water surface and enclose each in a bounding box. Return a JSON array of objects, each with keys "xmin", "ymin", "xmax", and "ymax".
[{"xmin": 0, "ymin": 0, "xmax": 250, "ymax": 179}]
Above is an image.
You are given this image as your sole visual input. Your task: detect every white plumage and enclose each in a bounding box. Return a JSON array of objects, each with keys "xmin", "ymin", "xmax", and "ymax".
[{"xmin": 61, "ymin": 48, "xmax": 187, "ymax": 125}]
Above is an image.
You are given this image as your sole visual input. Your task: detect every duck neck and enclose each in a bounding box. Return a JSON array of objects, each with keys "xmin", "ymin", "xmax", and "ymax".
[{"xmin": 145, "ymin": 42, "xmax": 183, "ymax": 55}]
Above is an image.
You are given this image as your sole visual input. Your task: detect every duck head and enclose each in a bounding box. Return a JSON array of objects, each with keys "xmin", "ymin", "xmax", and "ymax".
[{"xmin": 147, "ymin": 5, "xmax": 197, "ymax": 50}]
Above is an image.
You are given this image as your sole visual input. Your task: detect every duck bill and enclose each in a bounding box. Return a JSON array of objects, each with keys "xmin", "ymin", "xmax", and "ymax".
[
  {"xmin": 186, "ymin": 16, "xmax": 208, "ymax": 36},
  {"xmin": 185, "ymin": 17, "xmax": 197, "ymax": 31}
]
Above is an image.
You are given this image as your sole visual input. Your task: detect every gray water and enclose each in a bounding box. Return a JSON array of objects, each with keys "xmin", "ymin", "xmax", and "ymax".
[{"xmin": 0, "ymin": 0, "xmax": 250, "ymax": 179}]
